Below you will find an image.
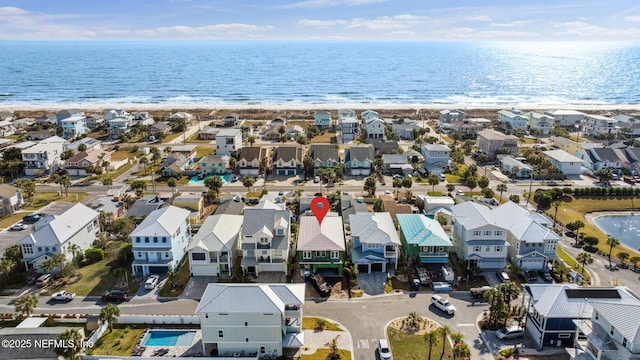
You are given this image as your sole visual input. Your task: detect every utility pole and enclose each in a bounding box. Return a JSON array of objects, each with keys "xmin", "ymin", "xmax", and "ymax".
[{"xmin": 527, "ymin": 172, "xmax": 534, "ymax": 205}]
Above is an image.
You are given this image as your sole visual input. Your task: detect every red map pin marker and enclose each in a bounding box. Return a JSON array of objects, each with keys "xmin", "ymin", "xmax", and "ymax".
[{"xmin": 310, "ymin": 196, "xmax": 330, "ymax": 225}]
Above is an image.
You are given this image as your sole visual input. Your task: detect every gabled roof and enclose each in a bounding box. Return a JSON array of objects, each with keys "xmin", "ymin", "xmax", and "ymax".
[
  {"xmin": 273, "ymin": 146, "xmax": 303, "ymax": 162},
  {"xmin": 188, "ymin": 214, "xmax": 243, "ymax": 252},
  {"xmin": 477, "ymin": 129, "xmax": 518, "ymax": 141},
  {"xmin": 0, "ymin": 184, "xmax": 19, "ymax": 199},
  {"xmin": 345, "ymin": 146, "xmax": 374, "ymax": 162},
  {"xmin": 451, "ymin": 201, "xmax": 498, "ymax": 230},
  {"xmin": 543, "ymin": 149, "xmax": 584, "ymax": 163},
  {"xmin": 217, "ymin": 128, "xmax": 242, "ymax": 137},
  {"xmin": 397, "ymin": 214, "xmax": 453, "ymax": 247},
  {"xmin": 126, "ymin": 195, "xmax": 164, "ymax": 218},
  {"xmin": 349, "ymin": 212, "xmax": 401, "ymax": 246},
  {"xmin": 590, "ymin": 301, "xmax": 640, "ymax": 344},
  {"xmin": 590, "ymin": 147, "xmax": 623, "ymax": 163},
  {"xmin": 196, "ymin": 283, "xmax": 305, "ymax": 314},
  {"xmin": 18, "ymin": 203, "xmax": 98, "ymax": 247},
  {"xmin": 198, "ymin": 154, "xmax": 229, "ymax": 164},
  {"xmin": 297, "ymin": 216, "xmax": 345, "ymax": 251},
  {"xmin": 66, "ymin": 148, "xmax": 107, "ymax": 164},
  {"xmin": 309, "ymin": 144, "xmax": 339, "ymax": 163},
  {"xmin": 492, "ymin": 202, "xmax": 560, "ymax": 243},
  {"xmin": 130, "ymin": 205, "xmax": 190, "ymax": 238},
  {"xmin": 242, "ymin": 208, "xmax": 291, "ymax": 236},
  {"xmin": 381, "ymin": 154, "xmax": 408, "ymax": 164},
  {"xmin": 237, "ymin": 147, "xmax": 267, "ymax": 162},
  {"xmin": 422, "ymin": 144, "xmax": 450, "ymax": 152}
]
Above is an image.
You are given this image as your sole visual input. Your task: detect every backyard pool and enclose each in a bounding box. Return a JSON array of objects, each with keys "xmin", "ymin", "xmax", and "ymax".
[
  {"xmin": 142, "ymin": 330, "xmax": 197, "ymax": 347},
  {"xmin": 188, "ymin": 173, "xmax": 232, "ymax": 185}
]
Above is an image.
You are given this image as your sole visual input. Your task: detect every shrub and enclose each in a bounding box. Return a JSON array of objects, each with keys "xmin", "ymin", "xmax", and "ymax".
[{"xmin": 84, "ymin": 248, "xmax": 105, "ymax": 265}]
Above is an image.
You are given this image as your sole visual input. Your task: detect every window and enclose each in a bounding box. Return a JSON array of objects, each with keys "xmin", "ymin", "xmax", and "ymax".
[
  {"xmin": 135, "ymin": 238, "xmax": 140, "ymax": 243},
  {"xmin": 494, "ymin": 230, "xmax": 503, "ymax": 236},
  {"xmin": 22, "ymin": 245, "xmax": 33, "ymax": 254},
  {"xmin": 623, "ymin": 338, "xmax": 628, "ymax": 347},
  {"xmin": 244, "ymin": 321, "xmax": 248, "ymax": 326},
  {"xmin": 610, "ymin": 325, "xmax": 615, "ymax": 336},
  {"xmin": 558, "ymin": 333, "xmax": 571, "ymax": 339},
  {"xmin": 330, "ymin": 251, "xmax": 340, "ymax": 259},
  {"xmin": 245, "ymin": 338, "xmax": 249, "ymax": 342},
  {"xmin": 218, "ymin": 330, "xmax": 224, "ymax": 338},
  {"xmin": 594, "ymin": 311, "xmax": 599, "ymax": 320},
  {"xmin": 485, "ymin": 246, "xmax": 490, "ymax": 252},
  {"xmin": 162, "ymin": 238, "xmax": 167, "ymax": 243},
  {"xmin": 274, "ymin": 250, "xmax": 283, "ymax": 256},
  {"xmin": 277, "ymin": 228, "xmax": 284, "ymax": 236},
  {"xmin": 137, "ymin": 252, "xmax": 142, "ymax": 257},
  {"xmin": 165, "ymin": 252, "xmax": 170, "ymax": 258},
  {"xmin": 51, "ymin": 247, "xmax": 56, "ymax": 252},
  {"xmin": 495, "ymin": 246, "xmax": 502, "ymax": 252},
  {"xmin": 153, "ymin": 237, "xmax": 158, "ymax": 243},
  {"xmin": 38, "ymin": 247, "xmax": 42, "ymax": 252},
  {"xmin": 473, "ymin": 231, "xmax": 481, "ymax": 236},
  {"xmin": 303, "ymin": 251, "xmax": 311, "ymax": 259},
  {"xmin": 260, "ymin": 237, "xmax": 269, "ymax": 243},
  {"xmin": 318, "ymin": 251, "xmax": 327, "ymax": 257},
  {"xmin": 474, "ymin": 246, "xmax": 481, "ymax": 252},
  {"xmin": 484, "ymin": 230, "xmax": 491, "ymax": 236},
  {"xmin": 145, "ymin": 237, "xmax": 149, "ymax": 243},
  {"xmin": 191, "ymin": 253, "xmax": 205, "ymax": 261}
]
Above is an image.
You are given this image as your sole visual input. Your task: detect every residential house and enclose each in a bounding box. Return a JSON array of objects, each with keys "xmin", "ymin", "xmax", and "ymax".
[
  {"xmin": 339, "ymin": 194, "xmax": 369, "ymax": 223},
  {"xmin": 65, "ymin": 137, "xmax": 102, "ymax": 151},
  {"xmin": 130, "ymin": 205, "xmax": 191, "ymax": 276},
  {"xmin": 372, "ymin": 141, "xmax": 399, "ymax": 156},
  {"xmin": 363, "ymin": 117, "xmax": 386, "ymax": 140},
  {"xmin": 237, "ymin": 147, "xmax": 269, "ymax": 176},
  {"xmin": 584, "ymin": 114, "xmax": 619, "ymax": 137},
  {"xmin": 544, "ymin": 109, "xmax": 585, "ymax": 128},
  {"xmin": 338, "ymin": 110, "xmax": 359, "ymax": 142},
  {"xmin": 196, "ymin": 283, "xmax": 305, "ymax": 358},
  {"xmin": 188, "ymin": 214, "xmax": 243, "ymax": 277},
  {"xmin": 575, "ymin": 301, "xmax": 640, "ymax": 360},
  {"xmin": 439, "ymin": 109, "xmax": 467, "ymax": 123},
  {"xmin": 498, "ymin": 108, "xmax": 528, "ymax": 131},
  {"xmin": 26, "ymin": 130, "xmax": 53, "ymax": 141},
  {"xmin": 309, "ymin": 144, "xmax": 340, "ymax": 175},
  {"xmin": 216, "ymin": 128, "xmax": 243, "ymax": 156},
  {"xmin": 107, "ymin": 116, "xmax": 132, "ymax": 140},
  {"xmin": 12, "ymin": 117, "xmax": 35, "ymax": 130},
  {"xmin": 132, "ymin": 111, "xmax": 154, "ymax": 126},
  {"xmin": 397, "ymin": 214, "xmax": 453, "ymax": 265},
  {"xmin": 614, "ymin": 114, "xmax": 640, "ymax": 136},
  {"xmin": 126, "ymin": 195, "xmax": 165, "ymax": 219},
  {"xmin": 0, "ymin": 111, "xmax": 15, "ymax": 122},
  {"xmin": 492, "ymin": 201, "xmax": 560, "ymax": 270},
  {"xmin": 0, "ymin": 326, "xmax": 85, "ymax": 360},
  {"xmin": 89, "ymin": 196, "xmax": 126, "ymax": 221},
  {"xmin": 272, "ymin": 146, "xmax": 303, "ymax": 176},
  {"xmin": 344, "ymin": 146, "xmax": 374, "ymax": 176},
  {"xmin": 0, "ymin": 184, "xmax": 23, "ymax": 215},
  {"xmin": 172, "ymin": 192, "xmax": 205, "ymax": 224},
  {"xmin": 0, "ymin": 119, "xmax": 15, "ymax": 137},
  {"xmin": 444, "ymin": 118, "xmax": 492, "ymax": 136},
  {"xmin": 84, "ymin": 113, "xmax": 105, "ymax": 129},
  {"xmin": 576, "ymin": 147, "xmax": 623, "ymax": 172},
  {"xmin": 222, "ymin": 114, "xmax": 239, "ymax": 127},
  {"xmin": 361, "ymin": 110, "xmax": 379, "ymax": 121},
  {"xmin": 18, "ymin": 203, "xmax": 99, "ymax": 272},
  {"xmin": 477, "ymin": 129, "xmax": 519, "ymax": 160},
  {"xmin": 199, "ymin": 127, "xmax": 220, "ymax": 140},
  {"xmin": 314, "ymin": 111, "xmax": 332, "ymax": 129},
  {"xmin": 405, "ymin": 149, "xmax": 424, "ymax": 163},
  {"xmin": 297, "ymin": 216, "xmax": 345, "ymax": 276},
  {"xmin": 60, "ymin": 115, "xmax": 88, "ymax": 138},
  {"xmin": 551, "ymin": 136, "xmax": 583, "ymax": 155},
  {"xmin": 499, "ymin": 156, "xmax": 533, "ymax": 178},
  {"xmin": 34, "ymin": 113, "xmax": 56, "ymax": 126},
  {"xmin": 151, "ymin": 121, "xmax": 172, "ymax": 135},
  {"xmin": 198, "ymin": 154, "xmax": 230, "ymax": 175},
  {"xmin": 416, "ymin": 195, "xmax": 455, "ymax": 215},
  {"xmin": 170, "ymin": 144, "xmax": 198, "ymax": 160},
  {"xmin": 382, "ymin": 154, "xmax": 412, "ymax": 175},
  {"xmin": 170, "ymin": 111, "xmax": 194, "ymax": 122},
  {"xmin": 451, "ymin": 201, "xmax": 509, "ymax": 269},
  {"xmin": 0, "ymin": 138, "xmax": 14, "ymax": 150},
  {"xmin": 240, "ymin": 208, "xmax": 291, "ymax": 275},
  {"xmin": 161, "ymin": 154, "xmax": 192, "ymax": 177},
  {"xmin": 55, "ymin": 109, "xmax": 84, "ymax": 125},
  {"xmin": 64, "ymin": 148, "xmax": 111, "ymax": 177},
  {"xmin": 421, "ymin": 144, "xmax": 451, "ymax": 175},
  {"xmin": 21, "ymin": 136, "xmax": 66, "ymax": 176},
  {"xmin": 528, "ymin": 112, "xmax": 555, "ymax": 135},
  {"xmin": 523, "ymin": 284, "xmax": 639, "ymax": 349},
  {"xmin": 392, "ymin": 122, "xmax": 422, "ymax": 140},
  {"xmin": 286, "ymin": 125, "xmax": 304, "ymax": 140},
  {"xmin": 544, "ymin": 149, "xmax": 585, "ymax": 176},
  {"xmin": 349, "ymin": 212, "xmax": 401, "ymax": 273}
]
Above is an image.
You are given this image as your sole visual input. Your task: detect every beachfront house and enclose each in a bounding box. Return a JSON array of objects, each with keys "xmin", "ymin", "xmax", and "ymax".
[
  {"xmin": 130, "ymin": 206, "xmax": 191, "ymax": 276},
  {"xmin": 544, "ymin": 149, "xmax": 585, "ymax": 176},
  {"xmin": 216, "ymin": 128, "xmax": 243, "ymax": 156},
  {"xmin": 349, "ymin": 212, "xmax": 401, "ymax": 273},
  {"xmin": 240, "ymin": 208, "xmax": 291, "ymax": 276},
  {"xmin": 314, "ymin": 111, "xmax": 332, "ymax": 129},
  {"xmin": 477, "ymin": 129, "xmax": 519, "ymax": 160},
  {"xmin": 196, "ymin": 283, "xmax": 305, "ymax": 358},
  {"xmin": 56, "ymin": 109, "xmax": 84, "ymax": 125},
  {"xmin": 188, "ymin": 214, "xmax": 243, "ymax": 277},
  {"xmin": 84, "ymin": 113, "xmax": 105, "ymax": 129},
  {"xmin": 60, "ymin": 115, "xmax": 88, "ymax": 138},
  {"xmin": 237, "ymin": 147, "xmax": 269, "ymax": 176},
  {"xmin": 338, "ymin": 109, "xmax": 359, "ymax": 142},
  {"xmin": 297, "ymin": 216, "xmax": 345, "ymax": 276},
  {"xmin": 584, "ymin": 114, "xmax": 619, "ymax": 137},
  {"xmin": 21, "ymin": 136, "xmax": 66, "ymax": 176},
  {"xmin": 613, "ymin": 114, "xmax": 640, "ymax": 136},
  {"xmin": 132, "ymin": 111, "xmax": 154, "ymax": 126},
  {"xmin": 363, "ymin": 117, "xmax": 386, "ymax": 140},
  {"xmin": 272, "ymin": 146, "xmax": 302, "ymax": 176},
  {"xmin": 439, "ymin": 110, "xmax": 467, "ymax": 123},
  {"xmin": 344, "ymin": 146, "xmax": 374, "ymax": 176},
  {"xmin": 397, "ymin": 214, "xmax": 453, "ymax": 265},
  {"xmin": 498, "ymin": 108, "xmax": 528, "ymax": 131},
  {"xmin": 544, "ymin": 109, "xmax": 586, "ymax": 128},
  {"xmin": 528, "ymin": 112, "xmax": 555, "ymax": 135},
  {"xmin": 18, "ymin": 203, "xmax": 99, "ymax": 272}
]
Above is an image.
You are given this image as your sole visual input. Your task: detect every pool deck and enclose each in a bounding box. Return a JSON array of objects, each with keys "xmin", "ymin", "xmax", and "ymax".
[{"xmin": 140, "ymin": 330, "xmax": 203, "ymax": 357}]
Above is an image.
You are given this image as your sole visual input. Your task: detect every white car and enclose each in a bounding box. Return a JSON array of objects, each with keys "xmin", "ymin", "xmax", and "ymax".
[
  {"xmin": 314, "ymin": 176, "xmax": 320, "ymax": 183},
  {"xmin": 145, "ymin": 275, "xmax": 160, "ymax": 290},
  {"xmin": 377, "ymin": 338, "xmax": 392, "ymax": 359},
  {"xmin": 385, "ymin": 190, "xmax": 393, "ymax": 195},
  {"xmin": 10, "ymin": 222, "xmax": 28, "ymax": 231},
  {"xmin": 456, "ymin": 189, "xmax": 465, "ymax": 195},
  {"xmin": 431, "ymin": 294, "xmax": 456, "ymax": 315},
  {"xmin": 50, "ymin": 290, "xmax": 75, "ymax": 301}
]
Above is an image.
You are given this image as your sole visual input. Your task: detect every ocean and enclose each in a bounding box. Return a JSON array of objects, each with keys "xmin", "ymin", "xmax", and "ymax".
[{"xmin": 1, "ymin": 41, "xmax": 639, "ymax": 108}]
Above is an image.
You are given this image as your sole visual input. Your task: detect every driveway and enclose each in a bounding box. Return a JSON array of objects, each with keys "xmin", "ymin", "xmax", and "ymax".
[
  {"xmin": 180, "ymin": 276, "xmax": 218, "ymax": 300},
  {"xmin": 356, "ymin": 272, "xmax": 387, "ymax": 296}
]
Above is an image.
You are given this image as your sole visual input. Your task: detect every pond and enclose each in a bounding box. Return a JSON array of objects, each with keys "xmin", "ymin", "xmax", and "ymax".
[{"xmin": 592, "ymin": 214, "xmax": 640, "ymax": 250}]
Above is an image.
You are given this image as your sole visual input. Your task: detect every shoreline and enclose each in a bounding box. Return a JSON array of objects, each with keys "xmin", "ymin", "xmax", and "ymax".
[{"xmin": 585, "ymin": 211, "xmax": 639, "ymax": 252}]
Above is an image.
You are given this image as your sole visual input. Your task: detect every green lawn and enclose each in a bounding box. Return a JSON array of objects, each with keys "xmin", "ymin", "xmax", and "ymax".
[
  {"xmin": 186, "ymin": 132, "xmax": 213, "ymax": 143},
  {"xmin": 87, "ymin": 328, "xmax": 145, "ymax": 356},
  {"xmin": 310, "ymin": 132, "xmax": 337, "ymax": 144},
  {"xmin": 23, "ymin": 192, "xmax": 88, "ymax": 210},
  {"xmin": 301, "ymin": 349, "xmax": 351, "ymax": 360},
  {"xmin": 445, "ymin": 174, "xmax": 463, "ymax": 183},
  {"xmin": 158, "ymin": 258, "xmax": 190, "ymax": 297},
  {"xmin": 387, "ymin": 327, "xmax": 453, "ymax": 360},
  {"xmin": 196, "ymin": 145, "xmax": 216, "ymax": 157},
  {"xmin": 162, "ymin": 132, "xmax": 184, "ymax": 143},
  {"xmin": 302, "ymin": 317, "xmax": 343, "ymax": 331},
  {"xmin": 0, "ymin": 212, "xmax": 33, "ymax": 228},
  {"xmin": 104, "ymin": 162, "xmax": 135, "ymax": 181}
]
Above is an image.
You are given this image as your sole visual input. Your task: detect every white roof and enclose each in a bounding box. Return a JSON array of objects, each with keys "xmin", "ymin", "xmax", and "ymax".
[
  {"xmin": 451, "ymin": 201, "xmax": 498, "ymax": 230},
  {"xmin": 297, "ymin": 216, "xmax": 345, "ymax": 251},
  {"xmin": 546, "ymin": 109, "xmax": 585, "ymax": 116},
  {"xmin": 422, "ymin": 144, "xmax": 450, "ymax": 152},
  {"xmin": 492, "ymin": 202, "xmax": 560, "ymax": 243},
  {"xmin": 218, "ymin": 128, "xmax": 242, "ymax": 136},
  {"xmin": 196, "ymin": 283, "xmax": 305, "ymax": 314},
  {"xmin": 130, "ymin": 205, "xmax": 190, "ymax": 238},
  {"xmin": 349, "ymin": 212, "xmax": 401, "ymax": 246},
  {"xmin": 18, "ymin": 203, "xmax": 98, "ymax": 247},
  {"xmin": 589, "ymin": 301, "xmax": 640, "ymax": 344},
  {"xmin": 543, "ymin": 149, "xmax": 584, "ymax": 163},
  {"xmin": 417, "ymin": 195, "xmax": 455, "ymax": 207},
  {"xmin": 188, "ymin": 215, "xmax": 243, "ymax": 252}
]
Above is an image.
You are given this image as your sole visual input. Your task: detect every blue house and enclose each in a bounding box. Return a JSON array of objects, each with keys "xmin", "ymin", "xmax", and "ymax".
[{"xmin": 397, "ymin": 214, "xmax": 453, "ymax": 265}]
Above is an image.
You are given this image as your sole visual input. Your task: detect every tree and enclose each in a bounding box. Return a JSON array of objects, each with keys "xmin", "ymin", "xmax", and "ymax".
[
  {"xmin": 566, "ymin": 220, "xmax": 585, "ymax": 244},
  {"xmin": 204, "ymin": 176, "xmax": 223, "ymax": 198},
  {"xmin": 402, "ymin": 176, "xmax": 412, "ymax": 191},
  {"xmin": 478, "ymin": 175, "xmax": 489, "ymax": 190},
  {"xmin": 247, "ymin": 135, "xmax": 256, "ymax": 147},
  {"xmin": 102, "ymin": 177, "xmax": 113, "ymax": 188},
  {"xmin": 130, "ymin": 180, "xmax": 147, "ymax": 197},
  {"xmin": 325, "ymin": 335, "xmax": 341, "ymax": 360},
  {"xmin": 228, "ymin": 157, "xmax": 237, "ymax": 170},
  {"xmin": 278, "ymin": 126, "xmax": 286, "ymax": 142},
  {"xmin": 15, "ymin": 294, "xmax": 38, "ymax": 316},
  {"xmin": 56, "ymin": 328, "xmax": 82, "ymax": 360},
  {"xmin": 630, "ymin": 256, "xmax": 640, "ymax": 270},
  {"xmin": 392, "ymin": 177, "xmax": 403, "ymax": 199},
  {"xmin": 496, "ymin": 183, "xmax": 508, "ymax": 203},
  {"xmin": 446, "ymin": 183, "xmax": 455, "ymax": 193},
  {"xmin": 242, "ymin": 175, "xmax": 255, "ymax": 192},
  {"xmin": 373, "ymin": 158, "xmax": 384, "ymax": 175},
  {"xmin": 67, "ymin": 244, "xmax": 81, "ymax": 264},
  {"xmin": 509, "ymin": 194, "xmax": 520, "ymax": 203},
  {"xmin": 4, "ymin": 244, "xmax": 22, "ymax": 263},
  {"xmin": 617, "ymin": 251, "xmax": 630, "ymax": 265},
  {"xmin": 576, "ymin": 252, "xmax": 593, "ymax": 275},
  {"xmin": 606, "ymin": 236, "xmax": 620, "ymax": 269},
  {"xmin": 427, "ymin": 174, "xmax": 440, "ymax": 195},
  {"xmin": 167, "ymin": 177, "xmax": 178, "ymax": 195},
  {"xmin": 60, "ymin": 149, "xmax": 75, "ymax": 161},
  {"xmin": 465, "ymin": 176, "xmax": 477, "ymax": 194},
  {"xmin": 364, "ymin": 176, "xmax": 377, "ymax": 196},
  {"xmin": 594, "ymin": 168, "xmax": 614, "ymax": 185},
  {"xmin": 100, "ymin": 303, "xmax": 121, "ymax": 332},
  {"xmin": 140, "ymin": 157, "xmax": 149, "ymax": 175},
  {"xmin": 0, "ymin": 258, "xmax": 16, "ymax": 283},
  {"xmin": 440, "ymin": 326, "xmax": 451, "ymax": 360},
  {"xmin": 14, "ymin": 179, "xmax": 36, "ymax": 204},
  {"xmin": 373, "ymin": 198, "xmax": 384, "ymax": 212},
  {"xmin": 552, "ymin": 200, "xmax": 562, "ymax": 228},
  {"xmin": 424, "ymin": 330, "xmax": 439, "ymax": 360}
]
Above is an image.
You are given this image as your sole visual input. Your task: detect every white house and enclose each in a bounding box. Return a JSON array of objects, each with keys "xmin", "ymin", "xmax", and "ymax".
[
  {"xmin": 338, "ymin": 110, "xmax": 359, "ymax": 142},
  {"xmin": 196, "ymin": 283, "xmax": 305, "ymax": 358},
  {"xmin": 132, "ymin": 111, "xmax": 154, "ymax": 126},
  {"xmin": 361, "ymin": 110, "xmax": 379, "ymax": 121},
  {"xmin": 18, "ymin": 203, "xmax": 99, "ymax": 272},
  {"xmin": 498, "ymin": 108, "xmax": 528, "ymax": 131},
  {"xmin": 584, "ymin": 114, "xmax": 619, "ymax": 137},
  {"xmin": 499, "ymin": 156, "xmax": 533, "ymax": 178},
  {"xmin": 527, "ymin": 112, "xmax": 554, "ymax": 135},
  {"xmin": 314, "ymin": 111, "xmax": 332, "ymax": 129},
  {"xmin": 60, "ymin": 115, "xmax": 88, "ymax": 138},
  {"xmin": 0, "ymin": 184, "xmax": 23, "ymax": 215},
  {"xmin": 421, "ymin": 144, "xmax": 451, "ymax": 175},
  {"xmin": 21, "ymin": 136, "xmax": 66, "ymax": 176},
  {"xmin": 576, "ymin": 147, "xmax": 624, "ymax": 172},
  {"xmin": 349, "ymin": 212, "xmax": 401, "ymax": 273},
  {"xmin": 188, "ymin": 215, "xmax": 243, "ymax": 277},
  {"xmin": 544, "ymin": 109, "xmax": 585, "ymax": 128},
  {"xmin": 240, "ymin": 208, "xmax": 291, "ymax": 275},
  {"xmin": 363, "ymin": 117, "xmax": 386, "ymax": 140},
  {"xmin": 543, "ymin": 149, "xmax": 585, "ymax": 175},
  {"xmin": 216, "ymin": 128, "xmax": 243, "ymax": 156},
  {"xmin": 613, "ymin": 114, "xmax": 640, "ymax": 136},
  {"xmin": 130, "ymin": 206, "xmax": 191, "ymax": 276}
]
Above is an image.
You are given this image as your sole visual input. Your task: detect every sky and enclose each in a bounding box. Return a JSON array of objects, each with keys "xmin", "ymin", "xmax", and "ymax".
[{"xmin": 1, "ymin": 0, "xmax": 640, "ymax": 41}]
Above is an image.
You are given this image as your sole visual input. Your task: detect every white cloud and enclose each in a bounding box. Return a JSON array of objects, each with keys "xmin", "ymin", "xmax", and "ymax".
[
  {"xmin": 390, "ymin": 30, "xmax": 416, "ymax": 37},
  {"xmin": 626, "ymin": 15, "xmax": 640, "ymax": 22},
  {"xmin": 490, "ymin": 20, "xmax": 531, "ymax": 28},
  {"xmin": 280, "ymin": 0, "xmax": 386, "ymax": 9},
  {"xmin": 104, "ymin": 23, "xmax": 274, "ymax": 38},
  {"xmin": 552, "ymin": 21, "xmax": 640, "ymax": 39},
  {"xmin": 0, "ymin": 6, "xmax": 28, "ymax": 15},
  {"xmin": 467, "ymin": 15, "xmax": 493, "ymax": 22},
  {"xmin": 297, "ymin": 14, "xmax": 428, "ymax": 30}
]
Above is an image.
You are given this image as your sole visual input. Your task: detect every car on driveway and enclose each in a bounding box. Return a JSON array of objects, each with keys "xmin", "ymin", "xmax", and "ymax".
[
  {"xmin": 497, "ymin": 271, "xmax": 511, "ymax": 282},
  {"xmin": 50, "ymin": 290, "xmax": 75, "ymax": 301},
  {"xmin": 145, "ymin": 275, "xmax": 160, "ymax": 290},
  {"xmin": 538, "ymin": 270, "xmax": 553, "ymax": 282},
  {"xmin": 101, "ymin": 289, "xmax": 127, "ymax": 302},
  {"xmin": 496, "ymin": 326, "xmax": 525, "ymax": 340},
  {"xmin": 22, "ymin": 214, "xmax": 43, "ymax": 223},
  {"xmin": 525, "ymin": 270, "xmax": 537, "ymax": 281},
  {"xmin": 431, "ymin": 294, "xmax": 456, "ymax": 315},
  {"xmin": 314, "ymin": 176, "xmax": 320, "ymax": 183},
  {"xmin": 10, "ymin": 222, "xmax": 28, "ymax": 231}
]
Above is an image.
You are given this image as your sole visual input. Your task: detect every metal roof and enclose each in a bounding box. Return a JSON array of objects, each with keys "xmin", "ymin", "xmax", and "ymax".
[
  {"xmin": 130, "ymin": 205, "xmax": 190, "ymax": 238},
  {"xmin": 349, "ymin": 212, "xmax": 401, "ymax": 246},
  {"xmin": 196, "ymin": 283, "xmax": 305, "ymax": 314},
  {"xmin": 297, "ymin": 216, "xmax": 345, "ymax": 251},
  {"xmin": 397, "ymin": 214, "xmax": 453, "ymax": 247},
  {"xmin": 590, "ymin": 301, "xmax": 640, "ymax": 344},
  {"xmin": 188, "ymin": 214, "xmax": 243, "ymax": 252}
]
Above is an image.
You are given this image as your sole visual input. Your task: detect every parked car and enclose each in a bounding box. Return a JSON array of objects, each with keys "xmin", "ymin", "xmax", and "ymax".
[
  {"xmin": 525, "ymin": 270, "xmax": 538, "ymax": 281},
  {"xmin": 50, "ymin": 290, "xmax": 75, "ymax": 301},
  {"xmin": 22, "ymin": 214, "xmax": 42, "ymax": 223},
  {"xmin": 497, "ymin": 271, "xmax": 511, "ymax": 282},
  {"xmin": 456, "ymin": 190, "xmax": 465, "ymax": 195},
  {"xmin": 385, "ymin": 190, "xmax": 393, "ymax": 195},
  {"xmin": 145, "ymin": 275, "xmax": 160, "ymax": 290},
  {"xmin": 377, "ymin": 339, "xmax": 392, "ymax": 359},
  {"xmin": 314, "ymin": 176, "xmax": 320, "ymax": 183},
  {"xmin": 496, "ymin": 326, "xmax": 525, "ymax": 340},
  {"xmin": 10, "ymin": 222, "xmax": 28, "ymax": 231},
  {"xmin": 431, "ymin": 294, "xmax": 456, "ymax": 315},
  {"xmin": 231, "ymin": 174, "xmax": 240, "ymax": 182},
  {"xmin": 26, "ymin": 273, "xmax": 42, "ymax": 285},
  {"xmin": 470, "ymin": 286, "xmax": 492, "ymax": 298},
  {"xmin": 101, "ymin": 289, "xmax": 127, "ymax": 302},
  {"xmin": 538, "ymin": 270, "xmax": 553, "ymax": 282},
  {"xmin": 36, "ymin": 273, "xmax": 52, "ymax": 287}
]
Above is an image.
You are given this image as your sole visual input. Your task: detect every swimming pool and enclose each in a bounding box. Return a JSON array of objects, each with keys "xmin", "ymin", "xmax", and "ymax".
[
  {"xmin": 142, "ymin": 330, "xmax": 197, "ymax": 347},
  {"xmin": 188, "ymin": 173, "xmax": 232, "ymax": 185}
]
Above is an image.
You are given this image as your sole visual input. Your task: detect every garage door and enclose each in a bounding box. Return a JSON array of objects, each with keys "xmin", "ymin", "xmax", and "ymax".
[
  {"xmin": 357, "ymin": 264, "xmax": 369, "ymax": 273},
  {"xmin": 148, "ymin": 266, "xmax": 168, "ymax": 274},
  {"xmin": 371, "ymin": 263, "xmax": 383, "ymax": 272},
  {"xmin": 192, "ymin": 264, "xmax": 219, "ymax": 277},
  {"xmin": 521, "ymin": 259, "xmax": 544, "ymax": 270}
]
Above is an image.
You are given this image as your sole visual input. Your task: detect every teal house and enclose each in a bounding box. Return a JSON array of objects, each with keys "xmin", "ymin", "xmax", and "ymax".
[{"xmin": 397, "ymin": 214, "xmax": 453, "ymax": 265}]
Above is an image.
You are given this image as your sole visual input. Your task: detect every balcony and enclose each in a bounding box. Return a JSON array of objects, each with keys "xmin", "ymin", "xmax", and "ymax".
[
  {"xmin": 419, "ymin": 252, "xmax": 448, "ymax": 259},
  {"xmin": 133, "ymin": 258, "xmax": 172, "ymax": 265}
]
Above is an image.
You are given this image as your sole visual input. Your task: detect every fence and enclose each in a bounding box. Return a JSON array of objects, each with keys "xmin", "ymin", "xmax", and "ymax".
[
  {"xmin": 118, "ymin": 314, "xmax": 200, "ymax": 325},
  {"xmin": 88, "ymin": 321, "xmax": 109, "ymax": 345}
]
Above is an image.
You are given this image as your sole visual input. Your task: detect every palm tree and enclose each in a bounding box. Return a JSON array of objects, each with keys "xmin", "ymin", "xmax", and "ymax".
[
  {"xmin": 630, "ymin": 256, "xmax": 640, "ymax": 271},
  {"xmin": 57, "ymin": 328, "xmax": 82, "ymax": 360},
  {"xmin": 496, "ymin": 183, "xmax": 508, "ymax": 203},
  {"xmin": 140, "ymin": 157, "xmax": 149, "ymax": 175},
  {"xmin": 204, "ymin": 176, "xmax": 223, "ymax": 198},
  {"xmin": 56, "ymin": 174, "xmax": 72, "ymax": 196},
  {"xmin": 440, "ymin": 326, "xmax": 451, "ymax": 360},
  {"xmin": 427, "ymin": 174, "xmax": 440, "ymax": 195},
  {"xmin": 325, "ymin": 334, "xmax": 341, "ymax": 360},
  {"xmin": 617, "ymin": 251, "xmax": 630, "ymax": 266},
  {"xmin": 406, "ymin": 312, "xmax": 422, "ymax": 329},
  {"xmin": 102, "ymin": 177, "xmax": 113, "ymax": 188},
  {"xmin": 242, "ymin": 175, "xmax": 255, "ymax": 193},
  {"xmin": 15, "ymin": 294, "xmax": 38, "ymax": 316},
  {"xmin": 167, "ymin": 177, "xmax": 177, "ymax": 195},
  {"xmin": 67, "ymin": 244, "xmax": 81, "ymax": 264},
  {"xmin": 100, "ymin": 303, "xmax": 121, "ymax": 332},
  {"xmin": 247, "ymin": 135, "xmax": 256, "ymax": 147},
  {"xmin": 576, "ymin": 252, "xmax": 593, "ymax": 275},
  {"xmin": 424, "ymin": 330, "xmax": 439, "ymax": 360},
  {"xmin": 392, "ymin": 177, "xmax": 402, "ymax": 199},
  {"xmin": 0, "ymin": 258, "xmax": 16, "ymax": 283},
  {"xmin": 446, "ymin": 183, "xmax": 455, "ymax": 193},
  {"xmin": 606, "ymin": 236, "xmax": 620, "ymax": 269},
  {"xmin": 552, "ymin": 200, "xmax": 562, "ymax": 228}
]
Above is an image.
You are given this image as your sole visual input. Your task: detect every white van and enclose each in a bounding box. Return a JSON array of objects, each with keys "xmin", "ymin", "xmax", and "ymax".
[
  {"xmin": 36, "ymin": 274, "xmax": 52, "ymax": 287},
  {"xmin": 496, "ymin": 326, "xmax": 525, "ymax": 339}
]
